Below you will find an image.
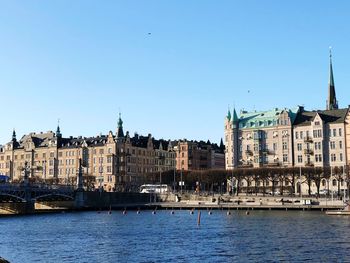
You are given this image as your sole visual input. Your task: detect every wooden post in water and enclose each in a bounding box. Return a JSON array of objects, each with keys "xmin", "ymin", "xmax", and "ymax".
[{"xmin": 197, "ymin": 210, "xmax": 201, "ymax": 226}]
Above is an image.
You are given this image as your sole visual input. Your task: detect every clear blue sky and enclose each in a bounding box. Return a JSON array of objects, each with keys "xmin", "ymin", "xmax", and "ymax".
[{"xmin": 1, "ymin": 1, "xmax": 350, "ymax": 144}]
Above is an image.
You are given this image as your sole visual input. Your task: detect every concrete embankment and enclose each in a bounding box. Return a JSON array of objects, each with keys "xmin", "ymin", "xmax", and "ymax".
[
  {"xmin": 150, "ymin": 194, "xmax": 345, "ymax": 211},
  {"xmin": 0, "ymin": 192, "xmax": 345, "ymax": 215}
]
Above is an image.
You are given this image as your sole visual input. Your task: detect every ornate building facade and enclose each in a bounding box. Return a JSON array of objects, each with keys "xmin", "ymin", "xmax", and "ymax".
[
  {"xmin": 224, "ymin": 50, "xmax": 350, "ymax": 194},
  {"xmin": 0, "ymin": 115, "xmax": 176, "ymax": 191}
]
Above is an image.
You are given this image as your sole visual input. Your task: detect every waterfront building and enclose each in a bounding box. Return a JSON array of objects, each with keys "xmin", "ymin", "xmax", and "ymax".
[
  {"xmin": 224, "ymin": 51, "xmax": 350, "ymax": 195},
  {"xmin": 175, "ymin": 140, "xmax": 225, "ymax": 171},
  {"xmin": 293, "ymin": 107, "xmax": 349, "ymax": 168},
  {"xmin": 0, "ymin": 114, "xmax": 177, "ymax": 191},
  {"xmin": 224, "ymin": 107, "xmax": 299, "ymax": 169}
]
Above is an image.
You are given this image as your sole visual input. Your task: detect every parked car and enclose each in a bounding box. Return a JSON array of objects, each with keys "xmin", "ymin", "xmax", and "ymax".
[{"xmin": 319, "ymin": 189, "xmax": 329, "ymax": 195}]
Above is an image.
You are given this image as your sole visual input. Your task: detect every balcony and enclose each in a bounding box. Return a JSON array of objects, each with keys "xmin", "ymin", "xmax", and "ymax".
[
  {"xmin": 245, "ymin": 149, "xmax": 253, "ymax": 156},
  {"xmin": 304, "ymin": 136, "xmax": 313, "ymax": 143},
  {"xmin": 304, "ymin": 149, "xmax": 314, "ymax": 155},
  {"xmin": 262, "ymin": 149, "xmax": 274, "ymax": 155},
  {"xmin": 304, "ymin": 161, "xmax": 314, "ymax": 167},
  {"xmin": 265, "ymin": 162, "xmax": 280, "ymax": 167}
]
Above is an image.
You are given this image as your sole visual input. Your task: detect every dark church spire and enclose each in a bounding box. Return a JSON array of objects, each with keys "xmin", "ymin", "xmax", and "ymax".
[
  {"xmin": 12, "ymin": 129, "xmax": 16, "ymax": 142},
  {"xmin": 56, "ymin": 119, "xmax": 62, "ymax": 138},
  {"xmin": 116, "ymin": 113, "xmax": 124, "ymax": 138},
  {"xmin": 327, "ymin": 47, "xmax": 338, "ymax": 110}
]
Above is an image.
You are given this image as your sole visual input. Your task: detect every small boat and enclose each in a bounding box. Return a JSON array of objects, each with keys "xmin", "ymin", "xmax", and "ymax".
[
  {"xmin": 326, "ymin": 210, "xmax": 350, "ymax": 215},
  {"xmin": 326, "ymin": 202, "xmax": 350, "ymax": 215}
]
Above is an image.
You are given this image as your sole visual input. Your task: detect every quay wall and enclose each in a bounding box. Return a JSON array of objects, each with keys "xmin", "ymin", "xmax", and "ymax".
[{"xmin": 79, "ymin": 192, "xmax": 150, "ymax": 209}]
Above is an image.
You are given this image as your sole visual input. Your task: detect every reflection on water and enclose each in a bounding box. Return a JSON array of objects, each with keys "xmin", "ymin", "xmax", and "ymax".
[{"xmin": 1, "ymin": 210, "xmax": 350, "ymax": 262}]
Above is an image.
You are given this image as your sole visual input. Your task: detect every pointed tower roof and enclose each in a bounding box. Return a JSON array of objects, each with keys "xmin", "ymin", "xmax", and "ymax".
[
  {"xmin": 227, "ymin": 107, "xmax": 231, "ymax": 121},
  {"xmin": 116, "ymin": 113, "xmax": 124, "ymax": 138},
  {"xmin": 327, "ymin": 47, "xmax": 338, "ymax": 110},
  {"xmin": 232, "ymin": 108, "xmax": 239, "ymax": 122}
]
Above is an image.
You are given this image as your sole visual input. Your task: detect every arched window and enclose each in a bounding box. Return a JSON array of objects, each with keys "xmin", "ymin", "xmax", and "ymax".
[
  {"xmin": 332, "ymin": 179, "xmax": 337, "ymax": 186},
  {"xmin": 322, "ymin": 179, "xmax": 326, "ymax": 187}
]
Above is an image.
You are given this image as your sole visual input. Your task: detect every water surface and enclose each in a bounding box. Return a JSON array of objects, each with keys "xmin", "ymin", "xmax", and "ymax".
[{"xmin": 1, "ymin": 210, "xmax": 350, "ymax": 262}]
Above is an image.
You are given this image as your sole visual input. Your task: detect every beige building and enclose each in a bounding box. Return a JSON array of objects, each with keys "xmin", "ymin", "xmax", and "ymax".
[
  {"xmin": 293, "ymin": 107, "xmax": 349, "ymax": 168},
  {"xmin": 224, "ymin": 107, "xmax": 299, "ymax": 169},
  {"xmin": 0, "ymin": 115, "xmax": 177, "ymax": 191},
  {"xmin": 224, "ymin": 50, "xmax": 350, "ymax": 195}
]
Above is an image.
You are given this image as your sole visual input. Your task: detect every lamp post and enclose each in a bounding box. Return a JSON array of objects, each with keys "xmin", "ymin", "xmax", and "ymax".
[
  {"xmin": 173, "ymin": 166, "xmax": 176, "ymax": 193},
  {"xmin": 43, "ymin": 160, "xmax": 46, "ymax": 184},
  {"xmin": 180, "ymin": 168, "xmax": 183, "ymax": 195},
  {"xmin": 99, "ymin": 153, "xmax": 103, "ymax": 191},
  {"xmin": 331, "ymin": 166, "xmax": 334, "ymax": 205}
]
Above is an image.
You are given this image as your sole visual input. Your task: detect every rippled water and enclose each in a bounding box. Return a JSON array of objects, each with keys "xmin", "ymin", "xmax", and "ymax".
[{"xmin": 1, "ymin": 210, "xmax": 350, "ymax": 263}]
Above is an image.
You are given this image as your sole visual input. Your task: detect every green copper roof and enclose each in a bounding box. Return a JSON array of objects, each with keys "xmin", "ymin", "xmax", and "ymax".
[
  {"xmin": 238, "ymin": 107, "xmax": 299, "ymax": 129},
  {"xmin": 232, "ymin": 108, "xmax": 238, "ymax": 122},
  {"xmin": 227, "ymin": 108, "xmax": 231, "ymax": 121},
  {"xmin": 327, "ymin": 48, "xmax": 338, "ymax": 110}
]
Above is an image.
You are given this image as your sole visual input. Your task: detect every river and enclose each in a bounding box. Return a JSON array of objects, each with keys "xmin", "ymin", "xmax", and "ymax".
[{"xmin": 1, "ymin": 210, "xmax": 350, "ymax": 262}]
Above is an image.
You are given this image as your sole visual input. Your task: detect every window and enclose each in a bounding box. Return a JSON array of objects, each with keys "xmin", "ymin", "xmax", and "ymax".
[
  {"xmin": 295, "ymin": 132, "xmax": 299, "ymax": 139},
  {"xmin": 339, "ymin": 141, "xmax": 343, "ymax": 149},
  {"xmin": 297, "ymin": 155, "xmax": 302, "ymax": 163},
  {"xmin": 50, "ymin": 152, "xmax": 54, "ymax": 158},
  {"xmin": 300, "ymin": 131, "xmax": 303, "ymax": 139},
  {"xmin": 333, "ymin": 129, "xmax": 336, "ymax": 137},
  {"xmin": 282, "ymin": 142, "xmax": 287, "ymax": 150},
  {"xmin": 283, "ymin": 154, "xmax": 288, "ymax": 162},
  {"xmin": 331, "ymin": 154, "xmax": 336, "ymax": 162},
  {"xmin": 315, "ymin": 142, "xmax": 322, "ymax": 150},
  {"xmin": 340, "ymin": 153, "xmax": 343, "ymax": 162},
  {"xmin": 273, "ymin": 143, "xmax": 277, "ymax": 151},
  {"xmin": 315, "ymin": 154, "xmax": 322, "ymax": 162},
  {"xmin": 339, "ymin": 128, "xmax": 342, "ymax": 137},
  {"xmin": 333, "ymin": 179, "xmax": 337, "ymax": 186},
  {"xmin": 297, "ymin": 143, "xmax": 302, "ymax": 151},
  {"xmin": 330, "ymin": 141, "xmax": 336, "ymax": 150}
]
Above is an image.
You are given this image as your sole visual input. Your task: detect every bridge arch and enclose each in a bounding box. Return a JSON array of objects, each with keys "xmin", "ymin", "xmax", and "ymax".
[
  {"xmin": 0, "ymin": 193, "xmax": 26, "ymax": 202},
  {"xmin": 35, "ymin": 193, "xmax": 74, "ymax": 202}
]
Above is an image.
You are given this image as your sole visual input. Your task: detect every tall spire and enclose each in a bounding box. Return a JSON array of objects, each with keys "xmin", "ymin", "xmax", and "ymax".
[
  {"xmin": 56, "ymin": 119, "xmax": 62, "ymax": 138},
  {"xmin": 327, "ymin": 47, "xmax": 338, "ymax": 110},
  {"xmin": 116, "ymin": 112, "xmax": 124, "ymax": 138}
]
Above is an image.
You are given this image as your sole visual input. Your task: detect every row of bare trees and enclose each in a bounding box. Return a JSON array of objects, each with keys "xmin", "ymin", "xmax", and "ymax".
[{"xmin": 143, "ymin": 166, "xmax": 350, "ymax": 197}]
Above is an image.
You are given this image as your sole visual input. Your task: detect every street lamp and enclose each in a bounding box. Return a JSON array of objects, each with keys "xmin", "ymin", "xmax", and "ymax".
[{"xmin": 157, "ymin": 154, "xmax": 165, "ymax": 186}]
